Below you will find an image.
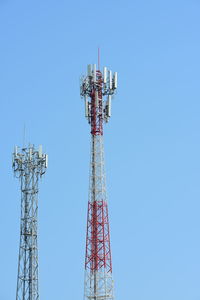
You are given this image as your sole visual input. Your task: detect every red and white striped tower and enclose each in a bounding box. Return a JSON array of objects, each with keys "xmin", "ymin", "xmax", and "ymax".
[{"xmin": 80, "ymin": 59, "xmax": 117, "ymax": 300}]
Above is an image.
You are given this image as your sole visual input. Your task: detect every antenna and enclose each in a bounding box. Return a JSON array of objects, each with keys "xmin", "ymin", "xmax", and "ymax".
[
  {"xmin": 23, "ymin": 124, "xmax": 26, "ymax": 147},
  {"xmin": 98, "ymin": 47, "xmax": 100, "ymax": 70}
]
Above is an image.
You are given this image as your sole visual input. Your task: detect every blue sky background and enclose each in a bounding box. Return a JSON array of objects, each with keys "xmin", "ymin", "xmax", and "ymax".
[{"xmin": 0, "ymin": 0, "xmax": 200, "ymax": 299}]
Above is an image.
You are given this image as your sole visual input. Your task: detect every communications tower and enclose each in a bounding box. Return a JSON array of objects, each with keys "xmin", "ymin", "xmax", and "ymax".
[
  {"xmin": 13, "ymin": 145, "xmax": 48, "ymax": 300},
  {"xmin": 80, "ymin": 61, "xmax": 117, "ymax": 300}
]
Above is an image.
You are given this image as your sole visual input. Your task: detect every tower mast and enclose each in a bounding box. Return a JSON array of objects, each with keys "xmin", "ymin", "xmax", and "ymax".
[
  {"xmin": 13, "ymin": 145, "xmax": 48, "ymax": 300},
  {"xmin": 80, "ymin": 60, "xmax": 117, "ymax": 300}
]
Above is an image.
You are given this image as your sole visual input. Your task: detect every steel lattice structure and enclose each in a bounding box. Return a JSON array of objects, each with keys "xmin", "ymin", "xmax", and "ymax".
[
  {"xmin": 13, "ymin": 145, "xmax": 48, "ymax": 300},
  {"xmin": 80, "ymin": 62, "xmax": 117, "ymax": 300}
]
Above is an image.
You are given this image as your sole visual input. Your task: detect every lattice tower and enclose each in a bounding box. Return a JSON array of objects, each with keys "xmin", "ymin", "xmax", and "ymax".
[
  {"xmin": 13, "ymin": 145, "xmax": 48, "ymax": 300},
  {"xmin": 80, "ymin": 62, "xmax": 117, "ymax": 300}
]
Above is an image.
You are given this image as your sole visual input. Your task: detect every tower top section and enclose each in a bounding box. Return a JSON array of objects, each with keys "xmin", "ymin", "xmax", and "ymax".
[
  {"xmin": 80, "ymin": 64, "xmax": 117, "ymax": 97},
  {"xmin": 12, "ymin": 144, "xmax": 48, "ymax": 177},
  {"xmin": 80, "ymin": 64, "xmax": 117, "ymax": 135}
]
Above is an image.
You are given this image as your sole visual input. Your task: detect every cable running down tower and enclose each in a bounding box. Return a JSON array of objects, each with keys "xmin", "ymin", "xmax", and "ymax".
[
  {"xmin": 80, "ymin": 62, "xmax": 117, "ymax": 300},
  {"xmin": 13, "ymin": 145, "xmax": 48, "ymax": 300}
]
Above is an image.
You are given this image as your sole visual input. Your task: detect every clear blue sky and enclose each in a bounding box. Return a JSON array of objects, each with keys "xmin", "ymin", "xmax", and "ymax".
[{"xmin": 0, "ymin": 0, "xmax": 200, "ymax": 299}]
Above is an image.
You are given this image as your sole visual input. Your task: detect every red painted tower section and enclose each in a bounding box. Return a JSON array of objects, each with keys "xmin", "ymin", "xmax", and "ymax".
[{"xmin": 85, "ymin": 197, "xmax": 113, "ymax": 270}]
